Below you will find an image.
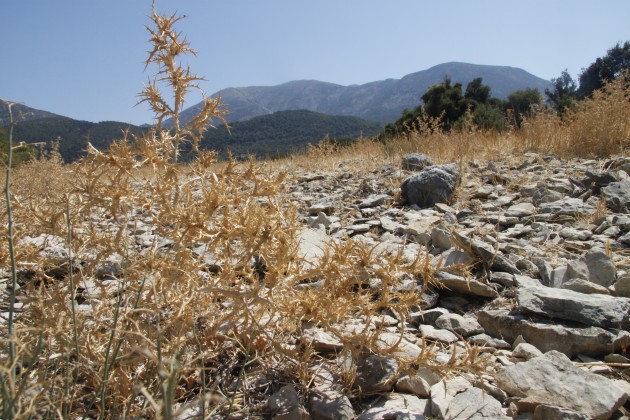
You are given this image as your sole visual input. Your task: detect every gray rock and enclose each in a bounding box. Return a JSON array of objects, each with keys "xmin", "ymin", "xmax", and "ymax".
[
  {"xmin": 512, "ymin": 342, "xmax": 543, "ymax": 360},
  {"xmin": 380, "ymin": 216, "xmax": 404, "ymax": 233},
  {"xmin": 538, "ymin": 197, "xmax": 595, "ymax": 217},
  {"xmin": 431, "ymin": 227, "xmax": 452, "ymax": 250},
  {"xmin": 444, "ymin": 387, "xmax": 509, "ymax": 420},
  {"xmin": 532, "ymin": 258, "xmax": 553, "ymax": 286},
  {"xmin": 477, "ymin": 309, "xmax": 630, "ymax": 357},
  {"xmin": 301, "ymin": 327, "xmax": 343, "ymax": 353},
  {"xmin": 309, "ymin": 212, "xmax": 332, "ymax": 230},
  {"xmin": 443, "ymin": 249, "xmax": 476, "ymax": 268},
  {"xmin": 435, "ymin": 313, "xmax": 484, "ymax": 337},
  {"xmin": 564, "ymin": 249, "xmax": 617, "ymax": 288},
  {"xmin": 452, "ymin": 232, "xmax": 521, "ymax": 274},
  {"xmin": 268, "ymin": 385, "xmax": 301, "ymax": 414},
  {"xmin": 614, "ymin": 274, "xmax": 630, "ymax": 298},
  {"xmin": 354, "ymin": 353, "xmax": 399, "ymax": 392},
  {"xmin": 357, "ymin": 393, "xmax": 429, "ymax": 419},
  {"xmin": 418, "ymin": 325, "xmax": 458, "ymax": 344},
  {"xmin": 506, "ymin": 202, "xmax": 536, "ymax": 217},
  {"xmin": 603, "ymin": 180, "xmax": 630, "ymax": 213},
  {"xmin": 395, "ymin": 366, "xmax": 442, "ymax": 398},
  {"xmin": 308, "ymin": 197, "xmax": 338, "ymax": 215},
  {"xmin": 495, "ymin": 351, "xmax": 628, "ymax": 419},
  {"xmin": 468, "ymin": 333, "xmax": 511, "ymax": 349},
  {"xmin": 359, "ymin": 194, "xmax": 392, "ymax": 209},
  {"xmin": 532, "ymin": 404, "xmax": 589, "ymax": 420},
  {"xmin": 532, "ymin": 188, "xmax": 564, "ymax": 206},
  {"xmin": 430, "ymin": 377, "xmax": 472, "ymax": 418},
  {"xmin": 309, "ymin": 392, "xmax": 354, "ymax": 420},
  {"xmin": 402, "ymin": 153, "xmax": 434, "ymax": 171},
  {"xmin": 561, "ymin": 278, "xmax": 610, "ymax": 295},
  {"xmin": 517, "ymin": 286, "xmax": 630, "ymax": 330},
  {"xmin": 297, "ymin": 228, "xmax": 332, "ymax": 268},
  {"xmin": 376, "ymin": 332, "xmax": 423, "ymax": 360},
  {"xmin": 433, "ymin": 270, "xmax": 499, "ymax": 298},
  {"xmin": 400, "ymin": 164, "xmax": 460, "ymax": 208},
  {"xmin": 273, "ymin": 406, "xmax": 312, "ymax": 420}
]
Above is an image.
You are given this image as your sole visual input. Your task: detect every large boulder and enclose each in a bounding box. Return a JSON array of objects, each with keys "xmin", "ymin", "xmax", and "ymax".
[
  {"xmin": 603, "ymin": 180, "xmax": 630, "ymax": 213},
  {"xmin": 400, "ymin": 163, "xmax": 460, "ymax": 208},
  {"xmin": 495, "ymin": 351, "xmax": 628, "ymax": 419}
]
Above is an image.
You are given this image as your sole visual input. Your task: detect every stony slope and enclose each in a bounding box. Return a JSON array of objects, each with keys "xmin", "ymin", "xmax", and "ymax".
[
  {"xmin": 277, "ymin": 152, "xmax": 630, "ymax": 418},
  {"xmin": 6, "ymin": 152, "xmax": 630, "ymax": 418}
]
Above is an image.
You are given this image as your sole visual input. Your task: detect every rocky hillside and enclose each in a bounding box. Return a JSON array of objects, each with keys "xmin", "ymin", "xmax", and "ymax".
[
  {"xmin": 9, "ymin": 151, "xmax": 630, "ymax": 418},
  {"xmin": 177, "ymin": 62, "xmax": 551, "ymax": 124},
  {"xmin": 273, "ymin": 153, "xmax": 630, "ymax": 418}
]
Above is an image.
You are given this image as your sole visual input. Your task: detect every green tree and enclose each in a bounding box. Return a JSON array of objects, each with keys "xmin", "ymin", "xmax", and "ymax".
[
  {"xmin": 421, "ymin": 76, "xmax": 465, "ymax": 130},
  {"xmin": 507, "ymin": 88, "xmax": 542, "ymax": 127},
  {"xmin": 464, "ymin": 77, "xmax": 491, "ymax": 104},
  {"xmin": 578, "ymin": 41, "xmax": 630, "ymax": 98},
  {"xmin": 0, "ymin": 127, "xmax": 36, "ymax": 167},
  {"xmin": 545, "ymin": 69, "xmax": 578, "ymax": 116},
  {"xmin": 471, "ymin": 103, "xmax": 507, "ymax": 131}
]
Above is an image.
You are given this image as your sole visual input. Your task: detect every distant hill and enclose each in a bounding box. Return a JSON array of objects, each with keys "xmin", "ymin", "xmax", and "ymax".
[
  {"xmin": 5, "ymin": 109, "xmax": 381, "ymax": 162},
  {"xmin": 197, "ymin": 109, "xmax": 383, "ymax": 159},
  {"xmin": 0, "ymin": 100, "xmax": 60, "ymax": 125},
  {"xmin": 176, "ymin": 62, "xmax": 552, "ymax": 125},
  {"xmin": 8, "ymin": 116, "xmax": 147, "ymax": 162}
]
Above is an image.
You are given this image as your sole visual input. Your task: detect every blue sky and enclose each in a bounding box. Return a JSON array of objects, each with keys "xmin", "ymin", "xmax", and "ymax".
[{"xmin": 2, "ymin": 1, "xmax": 629, "ymax": 125}]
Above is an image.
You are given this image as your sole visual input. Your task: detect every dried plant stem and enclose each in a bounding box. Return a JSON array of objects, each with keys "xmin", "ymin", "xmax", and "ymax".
[{"xmin": 2, "ymin": 101, "xmax": 18, "ymax": 419}]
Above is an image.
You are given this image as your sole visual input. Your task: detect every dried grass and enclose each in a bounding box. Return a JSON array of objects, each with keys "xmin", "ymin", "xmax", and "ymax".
[{"xmin": 2, "ymin": 5, "xmax": 628, "ymax": 417}]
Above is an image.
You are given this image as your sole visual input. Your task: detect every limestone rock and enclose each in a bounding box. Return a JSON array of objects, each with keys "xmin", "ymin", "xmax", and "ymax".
[
  {"xmin": 603, "ymin": 180, "xmax": 630, "ymax": 213},
  {"xmin": 354, "ymin": 353, "xmax": 399, "ymax": 392},
  {"xmin": 495, "ymin": 351, "xmax": 628, "ymax": 419},
  {"xmin": 517, "ymin": 286, "xmax": 630, "ymax": 330},
  {"xmin": 357, "ymin": 393, "xmax": 430, "ymax": 419},
  {"xmin": 434, "ymin": 270, "xmax": 499, "ymax": 298},
  {"xmin": 402, "ymin": 153, "xmax": 434, "ymax": 171},
  {"xmin": 434, "ymin": 313, "xmax": 484, "ymax": 337},
  {"xmin": 309, "ymin": 391, "xmax": 354, "ymax": 420},
  {"xmin": 400, "ymin": 163, "xmax": 460, "ymax": 208},
  {"xmin": 268, "ymin": 385, "xmax": 301, "ymax": 414},
  {"xmin": 538, "ymin": 197, "xmax": 595, "ymax": 217},
  {"xmin": 429, "ymin": 377, "xmax": 472, "ymax": 418},
  {"xmin": 444, "ymin": 387, "xmax": 509, "ymax": 420},
  {"xmin": 477, "ymin": 309, "xmax": 630, "ymax": 357}
]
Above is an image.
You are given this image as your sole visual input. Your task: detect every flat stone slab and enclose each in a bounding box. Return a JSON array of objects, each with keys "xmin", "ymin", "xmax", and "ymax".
[
  {"xmin": 495, "ymin": 351, "xmax": 628, "ymax": 419},
  {"xmin": 517, "ymin": 286, "xmax": 630, "ymax": 330},
  {"xmin": 477, "ymin": 309, "xmax": 630, "ymax": 357},
  {"xmin": 434, "ymin": 270, "xmax": 499, "ymax": 298}
]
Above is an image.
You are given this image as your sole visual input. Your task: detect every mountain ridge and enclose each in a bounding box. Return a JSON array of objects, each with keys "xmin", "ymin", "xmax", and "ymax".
[{"xmin": 177, "ymin": 62, "xmax": 551, "ymax": 125}]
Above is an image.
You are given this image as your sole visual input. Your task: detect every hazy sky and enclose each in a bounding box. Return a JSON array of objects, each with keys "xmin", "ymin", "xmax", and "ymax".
[{"xmin": 2, "ymin": 1, "xmax": 629, "ymax": 125}]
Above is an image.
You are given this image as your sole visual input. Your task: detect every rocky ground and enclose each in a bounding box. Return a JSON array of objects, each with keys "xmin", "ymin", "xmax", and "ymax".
[
  {"xmin": 282, "ymin": 152, "xmax": 630, "ymax": 419},
  {"xmin": 4, "ymin": 151, "xmax": 630, "ymax": 419}
]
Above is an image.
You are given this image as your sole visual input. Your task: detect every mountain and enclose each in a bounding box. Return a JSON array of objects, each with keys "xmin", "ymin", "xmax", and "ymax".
[
  {"xmin": 177, "ymin": 62, "xmax": 552, "ymax": 125},
  {"xmin": 4, "ymin": 109, "xmax": 380, "ymax": 162},
  {"xmin": 196, "ymin": 109, "xmax": 383, "ymax": 159},
  {"xmin": 0, "ymin": 100, "xmax": 61, "ymax": 125},
  {"xmin": 7, "ymin": 116, "xmax": 147, "ymax": 162}
]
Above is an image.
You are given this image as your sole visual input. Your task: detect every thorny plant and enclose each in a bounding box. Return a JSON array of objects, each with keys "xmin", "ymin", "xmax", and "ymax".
[{"xmin": 0, "ymin": 4, "xmax": 459, "ymax": 418}]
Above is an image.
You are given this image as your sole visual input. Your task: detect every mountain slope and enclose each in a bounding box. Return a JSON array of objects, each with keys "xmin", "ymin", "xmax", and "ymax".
[
  {"xmin": 9, "ymin": 117, "xmax": 147, "ymax": 162},
  {"xmin": 179, "ymin": 62, "xmax": 551, "ymax": 124},
  {"xmin": 198, "ymin": 109, "xmax": 383, "ymax": 159},
  {"xmin": 6, "ymin": 110, "xmax": 381, "ymax": 162},
  {"xmin": 0, "ymin": 100, "xmax": 61, "ymax": 125}
]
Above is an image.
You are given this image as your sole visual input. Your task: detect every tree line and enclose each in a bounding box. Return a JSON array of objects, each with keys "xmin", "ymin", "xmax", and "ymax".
[{"xmin": 382, "ymin": 41, "xmax": 629, "ymax": 138}]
